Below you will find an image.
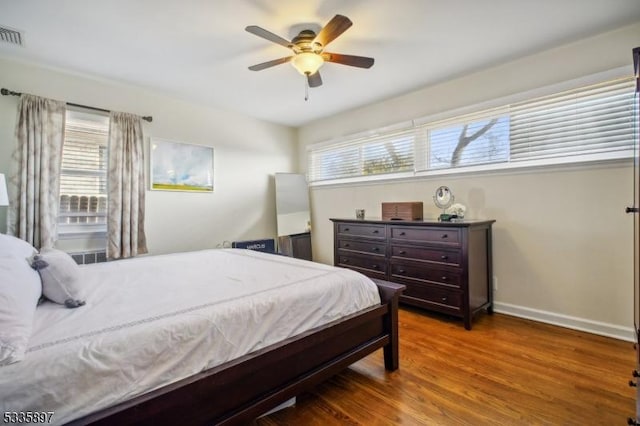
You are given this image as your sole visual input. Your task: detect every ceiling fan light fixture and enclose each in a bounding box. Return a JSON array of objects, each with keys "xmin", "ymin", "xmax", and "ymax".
[
  {"xmin": 246, "ymin": 14, "xmax": 373, "ymax": 92},
  {"xmin": 291, "ymin": 52, "xmax": 324, "ymax": 76}
]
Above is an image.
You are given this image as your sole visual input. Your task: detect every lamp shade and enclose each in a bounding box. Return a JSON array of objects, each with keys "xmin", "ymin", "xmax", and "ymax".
[
  {"xmin": 0, "ymin": 174, "xmax": 8, "ymax": 206},
  {"xmin": 291, "ymin": 52, "xmax": 324, "ymax": 76}
]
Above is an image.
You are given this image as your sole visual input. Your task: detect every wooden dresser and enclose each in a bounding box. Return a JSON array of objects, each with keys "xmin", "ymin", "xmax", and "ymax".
[{"xmin": 330, "ymin": 218, "xmax": 495, "ymax": 329}]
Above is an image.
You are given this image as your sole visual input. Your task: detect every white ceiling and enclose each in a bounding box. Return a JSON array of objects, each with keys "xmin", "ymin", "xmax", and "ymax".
[{"xmin": 1, "ymin": 0, "xmax": 639, "ymax": 127}]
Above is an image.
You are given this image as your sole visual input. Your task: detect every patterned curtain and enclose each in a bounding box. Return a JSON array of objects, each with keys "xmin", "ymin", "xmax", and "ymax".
[
  {"xmin": 107, "ymin": 112, "xmax": 148, "ymax": 260},
  {"xmin": 8, "ymin": 94, "xmax": 66, "ymax": 249}
]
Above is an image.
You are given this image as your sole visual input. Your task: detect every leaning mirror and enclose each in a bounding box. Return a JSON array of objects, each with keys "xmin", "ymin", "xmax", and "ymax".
[
  {"xmin": 275, "ymin": 173, "xmax": 310, "ymax": 236},
  {"xmin": 433, "ymin": 186, "xmax": 454, "ymax": 221},
  {"xmin": 275, "ymin": 173, "xmax": 312, "ymax": 261}
]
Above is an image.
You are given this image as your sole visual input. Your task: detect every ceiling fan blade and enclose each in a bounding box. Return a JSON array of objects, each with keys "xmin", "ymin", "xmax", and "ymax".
[
  {"xmin": 245, "ymin": 25, "xmax": 292, "ymax": 49},
  {"xmin": 322, "ymin": 53, "xmax": 374, "ymax": 68},
  {"xmin": 307, "ymin": 71, "xmax": 323, "ymax": 88},
  {"xmin": 248, "ymin": 56, "xmax": 292, "ymax": 71},
  {"xmin": 313, "ymin": 15, "xmax": 352, "ymax": 47}
]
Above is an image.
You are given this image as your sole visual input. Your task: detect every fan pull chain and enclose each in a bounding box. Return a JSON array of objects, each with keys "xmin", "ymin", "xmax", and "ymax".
[{"xmin": 304, "ymin": 74, "xmax": 309, "ymax": 101}]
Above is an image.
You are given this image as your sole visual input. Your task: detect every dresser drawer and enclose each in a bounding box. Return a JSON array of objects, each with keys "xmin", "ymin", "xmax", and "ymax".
[
  {"xmin": 391, "ymin": 245, "xmax": 461, "ymax": 266},
  {"xmin": 390, "ymin": 226, "xmax": 460, "ymax": 245},
  {"xmin": 338, "ymin": 239, "xmax": 386, "ymax": 255},
  {"xmin": 337, "ymin": 223, "xmax": 386, "ymax": 239},
  {"xmin": 402, "ymin": 283, "xmax": 462, "ymax": 312},
  {"xmin": 337, "ymin": 254, "xmax": 386, "ymax": 276},
  {"xmin": 390, "ymin": 261, "xmax": 462, "ymax": 287}
]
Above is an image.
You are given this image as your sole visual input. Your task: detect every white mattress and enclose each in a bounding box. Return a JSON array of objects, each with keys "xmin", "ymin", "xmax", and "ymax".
[{"xmin": 0, "ymin": 249, "xmax": 381, "ymax": 425}]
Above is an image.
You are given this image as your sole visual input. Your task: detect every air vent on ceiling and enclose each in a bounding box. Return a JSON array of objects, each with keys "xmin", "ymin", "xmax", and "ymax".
[{"xmin": 0, "ymin": 26, "xmax": 23, "ymax": 46}]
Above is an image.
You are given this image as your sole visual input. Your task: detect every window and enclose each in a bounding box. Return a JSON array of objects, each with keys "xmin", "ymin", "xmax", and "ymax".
[
  {"xmin": 307, "ymin": 75, "xmax": 636, "ymax": 185},
  {"xmin": 308, "ymin": 127, "xmax": 415, "ymax": 183},
  {"xmin": 509, "ymin": 78, "xmax": 635, "ymax": 162},
  {"xmin": 58, "ymin": 110, "xmax": 109, "ymax": 238},
  {"xmin": 421, "ymin": 114, "xmax": 510, "ymax": 171},
  {"xmin": 310, "ymin": 145, "xmax": 359, "ymax": 181}
]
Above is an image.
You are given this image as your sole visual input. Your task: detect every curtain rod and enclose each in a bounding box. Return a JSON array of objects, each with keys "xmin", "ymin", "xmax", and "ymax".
[{"xmin": 0, "ymin": 88, "xmax": 153, "ymax": 122}]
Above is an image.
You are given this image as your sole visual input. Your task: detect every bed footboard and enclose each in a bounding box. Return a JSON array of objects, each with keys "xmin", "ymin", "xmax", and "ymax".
[
  {"xmin": 70, "ymin": 280, "xmax": 405, "ymax": 426},
  {"xmin": 373, "ymin": 278, "xmax": 406, "ymax": 371}
]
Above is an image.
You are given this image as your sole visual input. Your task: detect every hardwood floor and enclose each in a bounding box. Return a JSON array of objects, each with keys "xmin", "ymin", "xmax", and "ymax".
[{"xmin": 255, "ymin": 307, "xmax": 635, "ymax": 425}]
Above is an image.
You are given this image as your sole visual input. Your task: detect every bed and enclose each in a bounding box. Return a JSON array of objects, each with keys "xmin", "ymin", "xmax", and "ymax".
[{"xmin": 0, "ymin": 247, "xmax": 404, "ymax": 425}]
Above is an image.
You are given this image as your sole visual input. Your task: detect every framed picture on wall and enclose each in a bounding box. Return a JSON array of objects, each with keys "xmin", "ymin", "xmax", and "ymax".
[{"xmin": 150, "ymin": 138, "xmax": 214, "ymax": 192}]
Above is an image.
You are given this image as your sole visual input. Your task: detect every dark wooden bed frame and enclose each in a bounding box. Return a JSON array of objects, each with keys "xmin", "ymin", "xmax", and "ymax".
[{"xmin": 69, "ymin": 280, "xmax": 404, "ymax": 426}]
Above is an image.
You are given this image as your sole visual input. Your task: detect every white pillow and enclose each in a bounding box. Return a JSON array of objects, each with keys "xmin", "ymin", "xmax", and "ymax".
[
  {"xmin": 0, "ymin": 256, "xmax": 42, "ymax": 366},
  {"xmin": 0, "ymin": 234, "xmax": 37, "ymax": 260},
  {"xmin": 32, "ymin": 248, "xmax": 85, "ymax": 307}
]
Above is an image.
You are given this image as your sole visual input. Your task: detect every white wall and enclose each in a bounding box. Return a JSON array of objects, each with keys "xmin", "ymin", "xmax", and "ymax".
[
  {"xmin": 298, "ymin": 22, "xmax": 640, "ymax": 339},
  {"xmin": 0, "ymin": 57, "xmax": 297, "ymax": 254}
]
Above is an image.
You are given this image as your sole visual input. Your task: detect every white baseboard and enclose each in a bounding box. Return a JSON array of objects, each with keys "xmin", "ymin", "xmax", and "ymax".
[{"xmin": 493, "ymin": 302, "xmax": 636, "ymax": 342}]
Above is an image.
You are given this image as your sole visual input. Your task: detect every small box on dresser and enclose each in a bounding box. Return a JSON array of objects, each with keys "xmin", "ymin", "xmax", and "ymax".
[
  {"xmin": 381, "ymin": 202, "xmax": 423, "ymax": 221},
  {"xmin": 331, "ymin": 218, "xmax": 495, "ymax": 330}
]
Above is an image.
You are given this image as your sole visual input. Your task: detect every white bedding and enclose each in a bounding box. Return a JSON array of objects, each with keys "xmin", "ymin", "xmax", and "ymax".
[{"xmin": 0, "ymin": 249, "xmax": 381, "ymax": 425}]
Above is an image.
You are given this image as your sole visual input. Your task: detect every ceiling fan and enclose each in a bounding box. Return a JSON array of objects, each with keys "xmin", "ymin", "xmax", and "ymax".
[{"xmin": 245, "ymin": 14, "xmax": 374, "ymax": 94}]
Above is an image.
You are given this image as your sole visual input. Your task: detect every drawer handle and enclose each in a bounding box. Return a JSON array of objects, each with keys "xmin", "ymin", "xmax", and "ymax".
[
  {"xmin": 344, "ymin": 243, "xmax": 350, "ymax": 248},
  {"xmin": 399, "ymin": 250, "xmax": 407, "ymax": 255},
  {"xmin": 441, "ymin": 234, "xmax": 448, "ymax": 239},
  {"xmin": 342, "ymin": 259, "xmax": 349, "ymax": 263},
  {"xmin": 399, "ymin": 231, "xmax": 406, "ymax": 236},
  {"xmin": 441, "ymin": 276, "xmax": 448, "ymax": 281},
  {"xmin": 372, "ymin": 247, "xmax": 380, "ymax": 252},
  {"xmin": 441, "ymin": 297, "xmax": 448, "ymax": 302},
  {"xmin": 372, "ymin": 265, "xmax": 379, "ymax": 270},
  {"xmin": 373, "ymin": 230, "xmax": 379, "ymax": 234},
  {"xmin": 344, "ymin": 227, "xmax": 350, "ymax": 232},
  {"xmin": 440, "ymin": 255, "xmax": 448, "ymax": 260},
  {"xmin": 398, "ymin": 269, "xmax": 406, "ymax": 274}
]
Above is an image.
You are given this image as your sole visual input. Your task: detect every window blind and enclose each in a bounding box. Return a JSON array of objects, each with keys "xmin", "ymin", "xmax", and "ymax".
[
  {"xmin": 307, "ymin": 74, "xmax": 636, "ymax": 186},
  {"xmin": 509, "ymin": 77, "xmax": 636, "ymax": 161},
  {"xmin": 58, "ymin": 110, "xmax": 109, "ymax": 237},
  {"xmin": 308, "ymin": 126, "xmax": 415, "ymax": 183},
  {"xmin": 414, "ymin": 107, "xmax": 510, "ymax": 172}
]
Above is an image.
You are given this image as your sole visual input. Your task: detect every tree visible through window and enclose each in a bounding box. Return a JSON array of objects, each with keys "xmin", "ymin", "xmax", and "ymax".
[
  {"xmin": 430, "ymin": 116, "xmax": 510, "ymax": 169},
  {"xmin": 309, "ymin": 130, "xmax": 415, "ymax": 182},
  {"xmin": 363, "ymin": 136, "xmax": 414, "ymax": 175}
]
